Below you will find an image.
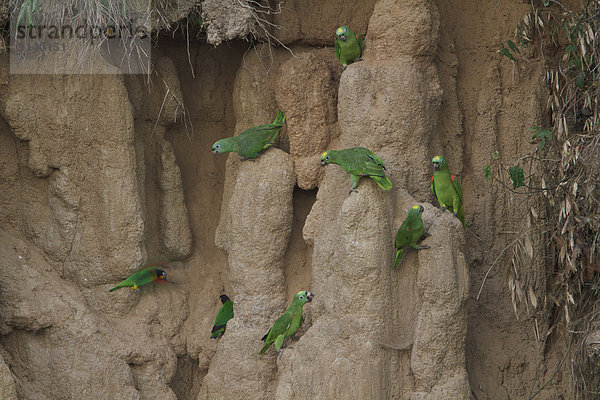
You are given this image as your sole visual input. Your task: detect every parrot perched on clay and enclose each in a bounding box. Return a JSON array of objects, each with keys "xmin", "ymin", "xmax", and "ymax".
[
  {"xmin": 431, "ymin": 155, "xmax": 466, "ymax": 228},
  {"xmin": 109, "ymin": 266, "xmax": 167, "ymax": 292},
  {"xmin": 335, "ymin": 26, "xmax": 363, "ymax": 69},
  {"xmin": 210, "ymin": 294, "xmax": 234, "ymax": 339},
  {"xmin": 320, "ymin": 147, "xmax": 392, "ymax": 192},
  {"xmin": 259, "ymin": 291, "xmax": 314, "ymax": 355},
  {"xmin": 211, "ymin": 110, "xmax": 285, "ymax": 160},
  {"xmin": 393, "ymin": 205, "xmax": 430, "ymax": 269}
]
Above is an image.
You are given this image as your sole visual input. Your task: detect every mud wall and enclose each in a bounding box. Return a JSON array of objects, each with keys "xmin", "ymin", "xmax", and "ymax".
[{"xmin": 0, "ymin": 0, "xmax": 569, "ymax": 399}]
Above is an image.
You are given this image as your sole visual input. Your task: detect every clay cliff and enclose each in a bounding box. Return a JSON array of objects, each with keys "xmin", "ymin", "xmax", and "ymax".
[{"xmin": 0, "ymin": 0, "xmax": 576, "ymax": 399}]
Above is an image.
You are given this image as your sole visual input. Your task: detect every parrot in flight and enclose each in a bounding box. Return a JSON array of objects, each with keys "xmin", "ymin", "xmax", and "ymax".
[
  {"xmin": 431, "ymin": 155, "xmax": 465, "ymax": 228},
  {"xmin": 210, "ymin": 294, "xmax": 234, "ymax": 339},
  {"xmin": 393, "ymin": 205, "xmax": 430, "ymax": 268},
  {"xmin": 321, "ymin": 147, "xmax": 392, "ymax": 192},
  {"xmin": 109, "ymin": 266, "xmax": 167, "ymax": 292},
  {"xmin": 259, "ymin": 291, "xmax": 314, "ymax": 355},
  {"xmin": 335, "ymin": 26, "xmax": 363, "ymax": 69},
  {"xmin": 212, "ymin": 110, "xmax": 285, "ymax": 160}
]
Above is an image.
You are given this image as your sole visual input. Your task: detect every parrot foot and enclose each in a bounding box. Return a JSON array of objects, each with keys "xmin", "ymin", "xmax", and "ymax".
[
  {"xmin": 355, "ymin": 57, "xmax": 363, "ymax": 62},
  {"xmin": 241, "ymin": 157, "xmax": 256, "ymax": 162},
  {"xmin": 440, "ymin": 206, "xmax": 447, "ymax": 212},
  {"xmin": 342, "ymin": 65, "xmax": 348, "ymax": 70},
  {"xmin": 422, "ymin": 232, "xmax": 432, "ymax": 238},
  {"xmin": 349, "ymin": 188, "xmax": 358, "ymax": 194},
  {"xmin": 417, "ymin": 244, "xmax": 430, "ymax": 250},
  {"xmin": 277, "ymin": 349, "xmax": 284, "ymax": 360},
  {"xmin": 452, "ymin": 211, "xmax": 457, "ymax": 217}
]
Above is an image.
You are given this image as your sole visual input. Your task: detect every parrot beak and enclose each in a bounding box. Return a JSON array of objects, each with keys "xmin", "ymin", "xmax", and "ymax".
[
  {"xmin": 306, "ymin": 292, "xmax": 314, "ymax": 302},
  {"xmin": 340, "ymin": 34, "xmax": 346, "ymax": 41},
  {"xmin": 433, "ymin": 162, "xmax": 440, "ymax": 171},
  {"xmin": 212, "ymin": 149, "xmax": 218, "ymax": 154},
  {"xmin": 321, "ymin": 160, "xmax": 328, "ymax": 166}
]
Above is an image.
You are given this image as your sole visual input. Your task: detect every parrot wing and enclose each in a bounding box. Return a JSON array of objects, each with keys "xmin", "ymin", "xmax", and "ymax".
[
  {"xmin": 110, "ymin": 267, "xmax": 154, "ymax": 291},
  {"xmin": 234, "ymin": 124, "xmax": 281, "ymax": 158},
  {"xmin": 451, "ymin": 174, "xmax": 463, "ymax": 203},
  {"xmin": 259, "ymin": 311, "xmax": 293, "ymax": 354},
  {"xmin": 395, "ymin": 220, "xmax": 412, "ymax": 249},
  {"xmin": 356, "ymin": 32, "xmax": 364, "ymax": 52},
  {"xmin": 211, "ymin": 300, "xmax": 233, "ymax": 338},
  {"xmin": 340, "ymin": 148, "xmax": 386, "ymax": 177},
  {"xmin": 354, "ymin": 147, "xmax": 386, "ymax": 170},
  {"xmin": 430, "ymin": 175, "xmax": 436, "ymax": 197},
  {"xmin": 367, "ymin": 153, "xmax": 385, "ymax": 170},
  {"xmin": 261, "ymin": 311, "xmax": 293, "ymax": 342}
]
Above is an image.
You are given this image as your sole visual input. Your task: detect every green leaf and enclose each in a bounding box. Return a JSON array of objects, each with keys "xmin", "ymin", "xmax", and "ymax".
[
  {"xmin": 16, "ymin": 1, "xmax": 28, "ymax": 28},
  {"xmin": 508, "ymin": 166, "xmax": 525, "ymax": 189},
  {"xmin": 506, "ymin": 40, "xmax": 519, "ymax": 54},
  {"xmin": 531, "ymin": 127, "xmax": 552, "ymax": 151},
  {"xmin": 484, "ymin": 165, "xmax": 492, "ymax": 181},
  {"xmin": 575, "ymin": 73, "xmax": 585, "ymax": 89},
  {"xmin": 492, "ymin": 150, "xmax": 499, "ymax": 160},
  {"xmin": 499, "ymin": 44, "xmax": 516, "ymax": 61},
  {"xmin": 26, "ymin": 1, "xmax": 33, "ymax": 27}
]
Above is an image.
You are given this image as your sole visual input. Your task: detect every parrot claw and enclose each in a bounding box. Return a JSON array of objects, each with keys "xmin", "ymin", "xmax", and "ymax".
[
  {"xmin": 342, "ymin": 65, "xmax": 348, "ymax": 70},
  {"xmin": 417, "ymin": 244, "xmax": 430, "ymax": 250},
  {"xmin": 241, "ymin": 157, "xmax": 255, "ymax": 162},
  {"xmin": 452, "ymin": 211, "xmax": 457, "ymax": 217},
  {"xmin": 422, "ymin": 232, "xmax": 432, "ymax": 238},
  {"xmin": 355, "ymin": 57, "xmax": 363, "ymax": 62},
  {"xmin": 440, "ymin": 206, "xmax": 447, "ymax": 212},
  {"xmin": 349, "ymin": 188, "xmax": 358, "ymax": 194},
  {"xmin": 277, "ymin": 350, "xmax": 284, "ymax": 360}
]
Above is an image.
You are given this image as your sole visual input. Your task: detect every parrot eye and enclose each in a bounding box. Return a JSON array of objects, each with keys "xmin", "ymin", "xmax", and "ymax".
[
  {"xmin": 215, "ymin": 144, "xmax": 220, "ymax": 149},
  {"xmin": 325, "ymin": 156, "xmax": 330, "ymax": 160},
  {"xmin": 299, "ymin": 295, "xmax": 305, "ymax": 300}
]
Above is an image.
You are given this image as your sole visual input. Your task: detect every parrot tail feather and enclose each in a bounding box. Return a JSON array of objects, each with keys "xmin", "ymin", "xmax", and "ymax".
[
  {"xmin": 109, "ymin": 284, "xmax": 123, "ymax": 292},
  {"xmin": 393, "ymin": 249, "xmax": 404, "ymax": 269},
  {"xmin": 372, "ymin": 176, "xmax": 392, "ymax": 190},
  {"xmin": 458, "ymin": 209, "xmax": 466, "ymax": 228},
  {"xmin": 259, "ymin": 342, "xmax": 270, "ymax": 355},
  {"xmin": 273, "ymin": 110, "xmax": 285, "ymax": 126}
]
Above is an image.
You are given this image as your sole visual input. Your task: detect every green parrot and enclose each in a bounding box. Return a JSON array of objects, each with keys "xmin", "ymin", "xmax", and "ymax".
[
  {"xmin": 335, "ymin": 26, "xmax": 363, "ymax": 69},
  {"xmin": 109, "ymin": 266, "xmax": 167, "ymax": 292},
  {"xmin": 259, "ymin": 291, "xmax": 314, "ymax": 355},
  {"xmin": 211, "ymin": 110, "xmax": 285, "ymax": 160},
  {"xmin": 210, "ymin": 294, "xmax": 234, "ymax": 339},
  {"xmin": 320, "ymin": 147, "xmax": 392, "ymax": 192},
  {"xmin": 431, "ymin": 155, "xmax": 466, "ymax": 228},
  {"xmin": 393, "ymin": 205, "xmax": 430, "ymax": 268}
]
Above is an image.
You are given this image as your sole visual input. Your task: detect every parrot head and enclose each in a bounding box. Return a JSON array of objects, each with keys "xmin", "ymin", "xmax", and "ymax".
[
  {"xmin": 155, "ymin": 269, "xmax": 167, "ymax": 281},
  {"xmin": 295, "ymin": 290, "xmax": 314, "ymax": 304},
  {"xmin": 432, "ymin": 155, "xmax": 448, "ymax": 171},
  {"xmin": 336, "ymin": 26, "xmax": 350, "ymax": 42},
  {"xmin": 212, "ymin": 138, "xmax": 236, "ymax": 154},
  {"xmin": 408, "ymin": 204, "xmax": 424, "ymax": 217},
  {"xmin": 219, "ymin": 294, "xmax": 231, "ymax": 304},
  {"xmin": 320, "ymin": 151, "xmax": 333, "ymax": 166}
]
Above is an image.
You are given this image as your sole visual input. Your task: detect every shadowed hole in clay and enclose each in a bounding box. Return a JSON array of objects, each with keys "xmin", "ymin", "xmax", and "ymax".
[
  {"xmin": 170, "ymin": 354, "xmax": 204, "ymax": 400},
  {"xmin": 283, "ymin": 187, "xmax": 316, "ymax": 304}
]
